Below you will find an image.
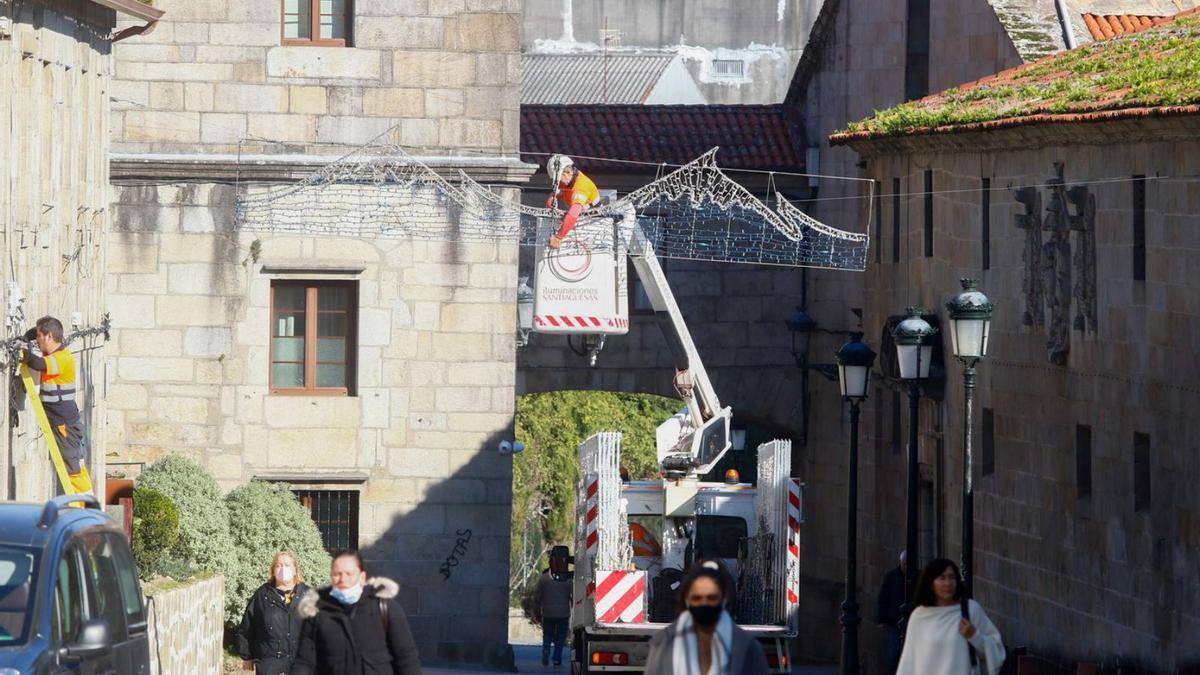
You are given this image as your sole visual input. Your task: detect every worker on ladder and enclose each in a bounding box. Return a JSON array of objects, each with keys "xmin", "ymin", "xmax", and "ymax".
[
  {"xmin": 545, "ymin": 154, "xmax": 600, "ymax": 249},
  {"xmin": 21, "ymin": 316, "xmax": 92, "ymax": 495}
]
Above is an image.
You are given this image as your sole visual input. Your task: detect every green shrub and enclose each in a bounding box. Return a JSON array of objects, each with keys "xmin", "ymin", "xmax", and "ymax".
[
  {"xmin": 135, "ymin": 454, "xmax": 239, "ymax": 621},
  {"xmin": 223, "ymin": 481, "xmax": 330, "ymax": 628},
  {"xmin": 510, "ymin": 391, "xmax": 680, "ymax": 602},
  {"xmin": 131, "ymin": 486, "xmax": 179, "ymax": 577}
]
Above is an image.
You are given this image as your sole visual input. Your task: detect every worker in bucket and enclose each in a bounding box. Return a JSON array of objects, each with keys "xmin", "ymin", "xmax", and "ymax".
[
  {"xmin": 20, "ymin": 316, "xmax": 92, "ymax": 495},
  {"xmin": 544, "ymin": 154, "xmax": 600, "ymax": 250}
]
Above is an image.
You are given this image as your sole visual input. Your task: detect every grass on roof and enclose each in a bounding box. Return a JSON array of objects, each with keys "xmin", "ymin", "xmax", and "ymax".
[{"xmin": 842, "ymin": 15, "xmax": 1200, "ymax": 136}]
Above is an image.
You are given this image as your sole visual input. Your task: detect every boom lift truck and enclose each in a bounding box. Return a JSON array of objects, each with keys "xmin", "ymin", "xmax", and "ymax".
[{"xmin": 531, "ymin": 210, "xmax": 804, "ymax": 674}]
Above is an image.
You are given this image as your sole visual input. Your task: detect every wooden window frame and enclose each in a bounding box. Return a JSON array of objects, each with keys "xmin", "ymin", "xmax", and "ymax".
[
  {"xmin": 269, "ymin": 280, "xmax": 357, "ymax": 396},
  {"xmin": 280, "ymin": 0, "xmax": 352, "ymax": 47}
]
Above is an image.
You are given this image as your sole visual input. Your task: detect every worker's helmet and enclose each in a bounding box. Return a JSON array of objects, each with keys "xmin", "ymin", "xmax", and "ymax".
[{"xmin": 547, "ymin": 154, "xmax": 575, "ymax": 185}]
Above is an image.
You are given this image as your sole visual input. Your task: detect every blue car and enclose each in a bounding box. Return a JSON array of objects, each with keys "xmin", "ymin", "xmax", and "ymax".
[{"xmin": 0, "ymin": 494, "xmax": 150, "ymax": 675}]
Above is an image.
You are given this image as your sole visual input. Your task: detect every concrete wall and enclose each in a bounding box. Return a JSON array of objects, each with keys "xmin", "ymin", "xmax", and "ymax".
[
  {"xmin": 146, "ymin": 574, "xmax": 225, "ymax": 675},
  {"xmin": 0, "ymin": 0, "xmax": 116, "ymax": 501},
  {"xmin": 523, "ymin": 0, "xmax": 819, "ymax": 104},
  {"xmin": 106, "ymin": 180, "xmax": 520, "ymax": 663},
  {"xmin": 110, "ymin": 0, "xmax": 521, "ymax": 155},
  {"xmin": 847, "ymin": 118, "xmax": 1200, "ymax": 671}
]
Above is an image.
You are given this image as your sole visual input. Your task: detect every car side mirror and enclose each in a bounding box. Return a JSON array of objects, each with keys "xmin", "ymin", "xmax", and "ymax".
[{"xmin": 62, "ymin": 619, "xmax": 113, "ymax": 661}]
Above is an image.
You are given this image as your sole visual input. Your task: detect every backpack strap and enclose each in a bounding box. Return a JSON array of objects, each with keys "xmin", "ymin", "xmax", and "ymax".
[
  {"xmin": 961, "ymin": 598, "xmax": 978, "ymax": 667},
  {"xmin": 379, "ymin": 597, "xmax": 391, "ymax": 633}
]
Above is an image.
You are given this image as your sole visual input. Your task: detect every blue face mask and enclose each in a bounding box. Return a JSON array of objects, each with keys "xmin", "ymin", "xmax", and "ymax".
[{"xmin": 330, "ymin": 584, "xmax": 363, "ymax": 605}]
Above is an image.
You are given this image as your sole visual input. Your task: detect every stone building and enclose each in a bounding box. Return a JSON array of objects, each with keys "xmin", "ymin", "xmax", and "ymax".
[
  {"xmin": 523, "ymin": 0, "xmax": 820, "ymax": 104},
  {"xmin": 105, "ymin": 0, "xmax": 533, "ymax": 664},
  {"xmin": 827, "ymin": 11, "xmax": 1200, "ymax": 671},
  {"xmin": 777, "ymin": 0, "xmax": 1200, "ymax": 667},
  {"xmin": 0, "ymin": 0, "xmax": 161, "ymax": 502}
]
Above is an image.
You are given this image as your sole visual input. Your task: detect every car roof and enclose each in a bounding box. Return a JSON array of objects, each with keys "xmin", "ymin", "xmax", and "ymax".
[{"xmin": 0, "ymin": 502, "xmax": 115, "ymax": 548}]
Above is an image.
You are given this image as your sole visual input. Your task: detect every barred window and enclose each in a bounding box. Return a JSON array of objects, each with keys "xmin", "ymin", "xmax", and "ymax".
[
  {"xmin": 711, "ymin": 60, "xmax": 745, "ymax": 77},
  {"xmin": 296, "ymin": 490, "xmax": 360, "ymax": 552}
]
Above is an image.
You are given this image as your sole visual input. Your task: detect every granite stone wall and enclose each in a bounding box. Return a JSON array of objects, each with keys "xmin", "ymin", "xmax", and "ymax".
[
  {"xmin": 146, "ymin": 574, "xmax": 225, "ymax": 675},
  {"xmin": 848, "ymin": 119, "xmax": 1200, "ymax": 670},
  {"xmin": 106, "ymin": 180, "xmax": 521, "ymax": 662}
]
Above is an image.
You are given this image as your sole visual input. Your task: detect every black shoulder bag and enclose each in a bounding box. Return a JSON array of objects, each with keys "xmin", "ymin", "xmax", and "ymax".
[{"xmin": 961, "ymin": 598, "xmax": 978, "ymax": 672}]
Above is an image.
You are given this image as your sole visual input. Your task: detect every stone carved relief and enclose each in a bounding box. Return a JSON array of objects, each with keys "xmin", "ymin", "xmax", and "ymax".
[
  {"xmin": 1013, "ymin": 163, "xmax": 1098, "ymax": 365},
  {"xmin": 1014, "ymin": 186, "xmax": 1044, "ymax": 327}
]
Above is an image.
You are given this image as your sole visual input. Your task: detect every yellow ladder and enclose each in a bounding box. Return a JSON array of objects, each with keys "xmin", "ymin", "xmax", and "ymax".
[{"xmin": 17, "ymin": 361, "xmax": 76, "ymax": 494}]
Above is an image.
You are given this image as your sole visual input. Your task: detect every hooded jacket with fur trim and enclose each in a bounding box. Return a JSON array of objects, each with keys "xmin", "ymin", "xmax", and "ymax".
[{"xmin": 291, "ymin": 577, "xmax": 422, "ymax": 675}]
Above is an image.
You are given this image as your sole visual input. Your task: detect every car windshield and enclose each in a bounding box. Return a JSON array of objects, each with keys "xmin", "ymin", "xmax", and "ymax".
[{"xmin": 0, "ymin": 546, "xmax": 38, "ymax": 645}]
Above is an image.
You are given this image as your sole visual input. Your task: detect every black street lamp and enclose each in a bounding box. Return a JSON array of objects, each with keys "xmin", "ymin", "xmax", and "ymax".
[
  {"xmin": 891, "ymin": 307, "xmax": 936, "ymax": 633},
  {"xmin": 835, "ymin": 332, "xmax": 875, "ymax": 675},
  {"xmin": 945, "ymin": 279, "xmax": 993, "ymax": 598}
]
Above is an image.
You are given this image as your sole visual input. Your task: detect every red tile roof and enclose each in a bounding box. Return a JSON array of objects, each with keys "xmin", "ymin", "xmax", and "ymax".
[
  {"xmin": 520, "ymin": 105, "xmax": 804, "ymax": 172},
  {"xmin": 1081, "ymin": 13, "xmax": 1163, "ymax": 40}
]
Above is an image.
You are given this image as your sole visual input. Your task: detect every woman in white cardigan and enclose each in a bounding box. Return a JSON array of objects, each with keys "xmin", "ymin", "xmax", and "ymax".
[{"xmin": 896, "ymin": 558, "xmax": 1006, "ymax": 675}]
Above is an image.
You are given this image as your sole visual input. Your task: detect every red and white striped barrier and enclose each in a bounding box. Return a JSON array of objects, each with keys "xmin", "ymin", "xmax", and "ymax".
[
  {"xmin": 584, "ymin": 476, "xmax": 599, "ymax": 555},
  {"xmin": 595, "ymin": 570, "xmax": 646, "ymax": 623},
  {"xmin": 534, "ymin": 315, "xmax": 629, "ymax": 330},
  {"xmin": 786, "ymin": 479, "xmax": 801, "ymax": 608}
]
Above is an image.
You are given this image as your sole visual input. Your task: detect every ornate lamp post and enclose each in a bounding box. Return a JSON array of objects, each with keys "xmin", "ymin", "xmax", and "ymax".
[
  {"xmin": 835, "ymin": 332, "xmax": 875, "ymax": 675},
  {"xmin": 891, "ymin": 307, "xmax": 936, "ymax": 631},
  {"xmin": 945, "ymin": 280, "xmax": 993, "ymax": 597}
]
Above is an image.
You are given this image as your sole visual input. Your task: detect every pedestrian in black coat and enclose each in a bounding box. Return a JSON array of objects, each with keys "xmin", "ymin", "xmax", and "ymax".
[
  {"xmin": 291, "ymin": 550, "xmax": 422, "ymax": 675},
  {"xmin": 235, "ymin": 551, "xmax": 309, "ymax": 674}
]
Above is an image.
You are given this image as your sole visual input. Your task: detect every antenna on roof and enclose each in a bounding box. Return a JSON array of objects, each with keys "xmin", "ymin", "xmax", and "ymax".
[{"xmin": 600, "ymin": 18, "xmax": 622, "ymax": 104}]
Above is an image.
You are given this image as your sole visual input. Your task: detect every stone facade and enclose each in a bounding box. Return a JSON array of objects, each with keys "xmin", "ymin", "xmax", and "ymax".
[
  {"xmin": 841, "ymin": 117, "xmax": 1200, "ymax": 671},
  {"xmin": 788, "ymin": 0, "xmax": 1038, "ymax": 662},
  {"xmin": 107, "ymin": 0, "xmax": 533, "ymax": 663},
  {"xmin": 110, "ymin": 0, "xmax": 521, "ymax": 155},
  {"xmin": 0, "ymin": 0, "xmax": 158, "ymax": 501},
  {"xmin": 145, "ymin": 573, "xmax": 225, "ymax": 675}
]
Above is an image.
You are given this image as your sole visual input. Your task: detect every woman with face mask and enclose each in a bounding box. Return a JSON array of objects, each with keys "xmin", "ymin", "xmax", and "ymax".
[
  {"xmin": 896, "ymin": 558, "xmax": 1005, "ymax": 675},
  {"xmin": 235, "ymin": 551, "xmax": 311, "ymax": 674},
  {"xmin": 644, "ymin": 561, "xmax": 768, "ymax": 675},
  {"xmin": 291, "ymin": 549, "xmax": 422, "ymax": 675}
]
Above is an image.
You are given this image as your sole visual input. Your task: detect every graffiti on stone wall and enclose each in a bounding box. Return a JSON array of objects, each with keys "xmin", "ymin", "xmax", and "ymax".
[
  {"xmin": 439, "ymin": 528, "xmax": 473, "ymax": 580},
  {"xmin": 1012, "ymin": 163, "xmax": 1098, "ymax": 365}
]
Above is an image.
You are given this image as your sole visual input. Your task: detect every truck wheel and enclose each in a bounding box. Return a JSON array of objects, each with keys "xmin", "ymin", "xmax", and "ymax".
[{"xmin": 571, "ymin": 629, "xmax": 587, "ymax": 675}]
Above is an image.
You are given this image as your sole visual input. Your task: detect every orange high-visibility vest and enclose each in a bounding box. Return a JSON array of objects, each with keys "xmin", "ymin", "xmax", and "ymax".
[{"xmin": 556, "ymin": 171, "xmax": 600, "ymax": 209}]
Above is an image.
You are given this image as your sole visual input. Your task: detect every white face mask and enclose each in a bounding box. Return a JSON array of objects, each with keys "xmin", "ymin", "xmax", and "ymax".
[{"xmin": 275, "ymin": 566, "xmax": 295, "ymax": 583}]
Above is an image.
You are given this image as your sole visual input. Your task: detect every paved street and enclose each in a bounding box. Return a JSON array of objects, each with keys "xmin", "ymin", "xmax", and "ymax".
[{"xmin": 423, "ymin": 641, "xmax": 838, "ymax": 675}]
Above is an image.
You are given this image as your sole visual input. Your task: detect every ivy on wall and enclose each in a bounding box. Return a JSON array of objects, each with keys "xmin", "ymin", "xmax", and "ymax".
[{"xmin": 510, "ymin": 390, "xmax": 681, "ymax": 600}]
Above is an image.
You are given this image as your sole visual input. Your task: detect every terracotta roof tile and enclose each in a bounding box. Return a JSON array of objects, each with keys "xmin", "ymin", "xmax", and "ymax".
[
  {"xmin": 521, "ymin": 104, "xmax": 804, "ymax": 171},
  {"xmin": 1082, "ymin": 13, "xmax": 1163, "ymax": 41}
]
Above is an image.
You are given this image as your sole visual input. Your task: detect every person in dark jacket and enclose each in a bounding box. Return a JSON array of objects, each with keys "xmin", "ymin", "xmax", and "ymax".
[
  {"xmin": 292, "ymin": 549, "xmax": 422, "ymax": 675},
  {"xmin": 535, "ymin": 548, "xmax": 573, "ymax": 667},
  {"xmin": 644, "ymin": 561, "xmax": 767, "ymax": 675},
  {"xmin": 236, "ymin": 551, "xmax": 310, "ymax": 674},
  {"xmin": 876, "ymin": 551, "xmax": 907, "ymax": 675}
]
